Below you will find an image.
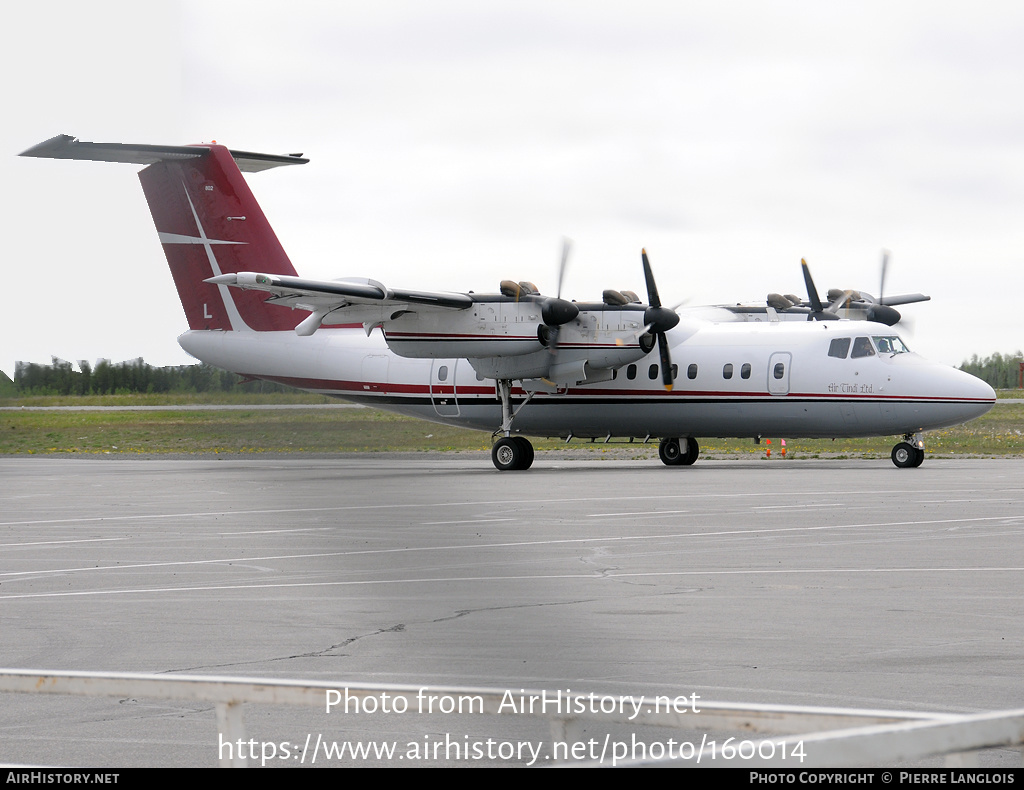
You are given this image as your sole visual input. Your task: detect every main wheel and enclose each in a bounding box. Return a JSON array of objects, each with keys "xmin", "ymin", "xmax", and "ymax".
[
  {"xmin": 492, "ymin": 436, "xmax": 534, "ymax": 471},
  {"xmin": 515, "ymin": 436, "xmax": 535, "ymax": 469},
  {"xmin": 680, "ymin": 437, "xmax": 699, "ymax": 465},
  {"xmin": 891, "ymin": 442, "xmax": 919, "ymax": 468},
  {"xmin": 659, "ymin": 438, "xmax": 683, "ymax": 466}
]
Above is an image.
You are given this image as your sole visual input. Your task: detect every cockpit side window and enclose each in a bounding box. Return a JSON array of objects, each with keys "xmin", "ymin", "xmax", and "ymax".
[
  {"xmin": 851, "ymin": 336, "xmax": 875, "ymax": 358},
  {"xmin": 872, "ymin": 335, "xmax": 910, "ymax": 355},
  {"xmin": 828, "ymin": 338, "xmax": 851, "ymax": 359}
]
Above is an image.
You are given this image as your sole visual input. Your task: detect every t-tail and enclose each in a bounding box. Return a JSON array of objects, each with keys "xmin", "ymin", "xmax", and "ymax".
[{"xmin": 20, "ymin": 134, "xmax": 308, "ymax": 332}]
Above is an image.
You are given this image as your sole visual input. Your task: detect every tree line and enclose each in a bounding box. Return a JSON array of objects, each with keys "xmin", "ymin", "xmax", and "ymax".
[
  {"xmin": 9, "ymin": 357, "xmax": 293, "ymax": 396},
  {"xmin": 4, "ymin": 351, "xmax": 1022, "ymax": 397},
  {"xmin": 958, "ymin": 351, "xmax": 1023, "ymax": 389}
]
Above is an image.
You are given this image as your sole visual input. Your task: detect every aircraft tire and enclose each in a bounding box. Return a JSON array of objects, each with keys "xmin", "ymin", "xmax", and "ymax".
[
  {"xmin": 515, "ymin": 436, "xmax": 535, "ymax": 470},
  {"xmin": 891, "ymin": 442, "xmax": 920, "ymax": 469},
  {"xmin": 492, "ymin": 436, "xmax": 533, "ymax": 471},
  {"xmin": 658, "ymin": 438, "xmax": 684, "ymax": 466},
  {"xmin": 680, "ymin": 437, "xmax": 699, "ymax": 465}
]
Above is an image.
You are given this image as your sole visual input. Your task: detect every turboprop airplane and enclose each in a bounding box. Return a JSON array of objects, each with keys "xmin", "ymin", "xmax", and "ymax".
[{"xmin": 19, "ymin": 134, "xmax": 997, "ymax": 471}]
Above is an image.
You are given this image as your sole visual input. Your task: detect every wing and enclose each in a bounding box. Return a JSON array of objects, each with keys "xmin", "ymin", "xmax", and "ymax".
[{"xmin": 207, "ymin": 272, "xmax": 473, "ymax": 335}]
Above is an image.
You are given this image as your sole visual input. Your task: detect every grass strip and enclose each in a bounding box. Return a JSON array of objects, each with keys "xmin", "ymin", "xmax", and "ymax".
[{"xmin": 1, "ymin": 399, "xmax": 1020, "ymax": 457}]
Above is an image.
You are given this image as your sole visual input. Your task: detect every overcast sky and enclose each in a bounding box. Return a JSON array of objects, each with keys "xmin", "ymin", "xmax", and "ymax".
[{"xmin": 3, "ymin": 1, "xmax": 1023, "ymax": 378}]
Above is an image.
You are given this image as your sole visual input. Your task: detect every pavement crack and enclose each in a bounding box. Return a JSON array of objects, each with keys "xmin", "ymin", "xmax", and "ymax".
[
  {"xmin": 289, "ymin": 623, "xmax": 407, "ymax": 658},
  {"xmin": 433, "ymin": 599, "xmax": 595, "ymax": 623},
  {"xmin": 162, "ymin": 624, "xmax": 407, "ymax": 672}
]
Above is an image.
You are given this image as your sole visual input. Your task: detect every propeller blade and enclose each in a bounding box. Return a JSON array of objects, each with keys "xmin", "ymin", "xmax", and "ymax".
[
  {"xmin": 641, "ymin": 248, "xmax": 662, "ymax": 308},
  {"xmin": 879, "ymin": 249, "xmax": 890, "ymax": 305},
  {"xmin": 801, "ymin": 258, "xmax": 824, "ymax": 314},
  {"xmin": 557, "ymin": 237, "xmax": 571, "ymax": 299},
  {"xmin": 658, "ymin": 332, "xmax": 674, "ymax": 391},
  {"xmin": 800, "ymin": 259, "xmax": 840, "ymax": 320}
]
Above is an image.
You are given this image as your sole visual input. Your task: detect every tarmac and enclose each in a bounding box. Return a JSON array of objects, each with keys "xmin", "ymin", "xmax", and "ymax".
[{"xmin": 2, "ymin": 455, "xmax": 1022, "ymax": 767}]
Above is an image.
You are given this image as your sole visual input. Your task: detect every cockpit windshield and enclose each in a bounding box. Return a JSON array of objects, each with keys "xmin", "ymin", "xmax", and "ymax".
[
  {"xmin": 829, "ymin": 335, "xmax": 912, "ymax": 359},
  {"xmin": 872, "ymin": 336, "xmax": 910, "ymax": 355}
]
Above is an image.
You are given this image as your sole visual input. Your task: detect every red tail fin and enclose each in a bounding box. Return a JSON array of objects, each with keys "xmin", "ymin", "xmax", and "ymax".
[{"xmin": 21, "ymin": 135, "xmax": 308, "ymax": 332}]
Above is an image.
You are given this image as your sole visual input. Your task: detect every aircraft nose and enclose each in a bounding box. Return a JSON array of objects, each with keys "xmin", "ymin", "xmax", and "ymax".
[{"xmin": 957, "ymin": 369, "xmax": 996, "ymax": 420}]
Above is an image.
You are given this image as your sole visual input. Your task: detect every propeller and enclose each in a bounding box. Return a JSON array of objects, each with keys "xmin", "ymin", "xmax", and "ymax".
[
  {"xmin": 782, "ymin": 253, "xmax": 911, "ymax": 326},
  {"xmin": 640, "ymin": 249, "xmax": 680, "ymax": 390},
  {"xmin": 831, "ymin": 250, "xmax": 902, "ymax": 326},
  {"xmin": 538, "ymin": 237, "xmax": 579, "ymax": 352}
]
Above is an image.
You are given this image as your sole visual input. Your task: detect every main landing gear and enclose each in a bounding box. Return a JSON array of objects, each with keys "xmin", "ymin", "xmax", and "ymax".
[
  {"xmin": 491, "ymin": 379, "xmax": 536, "ymax": 471},
  {"xmin": 489, "ymin": 381, "xmax": 704, "ymax": 472},
  {"xmin": 658, "ymin": 437, "xmax": 699, "ymax": 466},
  {"xmin": 891, "ymin": 433, "xmax": 925, "ymax": 468},
  {"xmin": 492, "ymin": 436, "xmax": 534, "ymax": 471}
]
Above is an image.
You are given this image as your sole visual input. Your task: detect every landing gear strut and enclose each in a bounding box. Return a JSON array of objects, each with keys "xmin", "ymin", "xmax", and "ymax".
[
  {"xmin": 659, "ymin": 437, "xmax": 699, "ymax": 466},
  {"xmin": 491, "ymin": 379, "xmax": 535, "ymax": 471},
  {"xmin": 891, "ymin": 433, "xmax": 925, "ymax": 468}
]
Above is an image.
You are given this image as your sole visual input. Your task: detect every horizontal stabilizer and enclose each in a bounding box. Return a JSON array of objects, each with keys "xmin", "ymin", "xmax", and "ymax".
[{"xmin": 20, "ymin": 134, "xmax": 308, "ymax": 172}]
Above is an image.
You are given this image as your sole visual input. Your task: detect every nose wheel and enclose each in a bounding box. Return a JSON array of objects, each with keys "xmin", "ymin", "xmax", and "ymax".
[{"xmin": 891, "ymin": 434, "xmax": 925, "ymax": 468}]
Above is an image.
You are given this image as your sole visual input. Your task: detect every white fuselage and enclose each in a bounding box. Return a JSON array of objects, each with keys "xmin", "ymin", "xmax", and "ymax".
[{"xmin": 179, "ymin": 318, "xmax": 996, "ymax": 441}]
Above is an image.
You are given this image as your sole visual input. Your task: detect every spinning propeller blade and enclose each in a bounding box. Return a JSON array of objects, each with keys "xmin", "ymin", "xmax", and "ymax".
[{"xmin": 540, "ymin": 237, "xmax": 579, "ymax": 354}]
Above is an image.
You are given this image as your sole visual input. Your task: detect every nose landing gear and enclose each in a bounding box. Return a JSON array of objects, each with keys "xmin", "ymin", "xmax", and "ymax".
[{"xmin": 891, "ymin": 433, "xmax": 925, "ymax": 468}]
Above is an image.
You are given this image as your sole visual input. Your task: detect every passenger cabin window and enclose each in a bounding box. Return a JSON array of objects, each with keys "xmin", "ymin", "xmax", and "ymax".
[
  {"xmin": 649, "ymin": 364, "xmax": 659, "ymax": 380},
  {"xmin": 437, "ymin": 365, "xmax": 448, "ymax": 381},
  {"xmin": 723, "ymin": 363, "xmax": 733, "ymax": 379},
  {"xmin": 741, "ymin": 363, "xmax": 751, "ymax": 379},
  {"xmin": 851, "ymin": 337, "xmax": 875, "ymax": 358},
  {"xmin": 687, "ymin": 364, "xmax": 698, "ymax": 380},
  {"xmin": 626, "ymin": 364, "xmax": 637, "ymax": 380},
  {"xmin": 828, "ymin": 338, "xmax": 851, "ymax": 359},
  {"xmin": 774, "ymin": 362, "xmax": 785, "ymax": 379},
  {"xmin": 671, "ymin": 364, "xmax": 678, "ymax": 381}
]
